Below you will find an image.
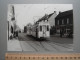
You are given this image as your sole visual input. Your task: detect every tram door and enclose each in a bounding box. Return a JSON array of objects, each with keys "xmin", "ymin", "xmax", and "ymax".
[
  {"xmin": 36, "ymin": 27, "xmax": 38, "ymax": 38},
  {"xmin": 42, "ymin": 25, "xmax": 46, "ymax": 37}
]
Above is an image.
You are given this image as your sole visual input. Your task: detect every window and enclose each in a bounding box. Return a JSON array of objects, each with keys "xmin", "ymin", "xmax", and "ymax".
[
  {"xmin": 58, "ymin": 20, "xmax": 59, "ymax": 25},
  {"xmin": 45, "ymin": 20, "xmax": 48, "ymax": 22},
  {"xmin": 47, "ymin": 25, "xmax": 49, "ymax": 31},
  {"xmin": 62, "ymin": 19, "xmax": 64, "ymax": 24},
  {"xmin": 67, "ymin": 18, "xmax": 69, "ymax": 24},
  {"xmin": 40, "ymin": 26, "xmax": 42, "ymax": 31}
]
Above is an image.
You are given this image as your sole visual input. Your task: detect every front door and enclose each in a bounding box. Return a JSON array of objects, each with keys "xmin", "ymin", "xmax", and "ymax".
[{"xmin": 42, "ymin": 25, "xmax": 46, "ymax": 37}]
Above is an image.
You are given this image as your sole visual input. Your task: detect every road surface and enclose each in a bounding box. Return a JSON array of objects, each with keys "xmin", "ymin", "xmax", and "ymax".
[{"xmin": 18, "ymin": 33, "xmax": 73, "ymax": 52}]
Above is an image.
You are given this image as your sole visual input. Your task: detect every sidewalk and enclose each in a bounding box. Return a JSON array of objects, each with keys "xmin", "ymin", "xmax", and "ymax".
[{"xmin": 7, "ymin": 38, "xmax": 22, "ymax": 51}]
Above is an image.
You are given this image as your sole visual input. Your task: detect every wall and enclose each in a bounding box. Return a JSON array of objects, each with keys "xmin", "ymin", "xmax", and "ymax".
[{"xmin": 48, "ymin": 12, "xmax": 57, "ymax": 28}]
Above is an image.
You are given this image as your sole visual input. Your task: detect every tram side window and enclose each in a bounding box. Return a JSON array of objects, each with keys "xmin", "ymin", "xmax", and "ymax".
[
  {"xmin": 47, "ymin": 25, "xmax": 49, "ymax": 31},
  {"xmin": 40, "ymin": 26, "xmax": 42, "ymax": 31}
]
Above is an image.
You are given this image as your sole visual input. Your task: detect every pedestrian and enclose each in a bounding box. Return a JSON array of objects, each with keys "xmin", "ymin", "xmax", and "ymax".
[
  {"xmin": 16, "ymin": 31, "xmax": 18, "ymax": 39},
  {"xmin": 14, "ymin": 31, "xmax": 16, "ymax": 38},
  {"xmin": 15, "ymin": 28, "xmax": 18, "ymax": 39},
  {"xmin": 68, "ymin": 30, "xmax": 73, "ymax": 38}
]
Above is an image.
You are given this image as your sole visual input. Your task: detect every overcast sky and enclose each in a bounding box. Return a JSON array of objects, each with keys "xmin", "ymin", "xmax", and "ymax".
[{"xmin": 11, "ymin": 4, "xmax": 73, "ymax": 29}]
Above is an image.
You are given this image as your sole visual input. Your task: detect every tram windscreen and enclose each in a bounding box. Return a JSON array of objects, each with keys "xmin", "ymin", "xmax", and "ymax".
[
  {"xmin": 40, "ymin": 26, "xmax": 42, "ymax": 31},
  {"xmin": 47, "ymin": 25, "xmax": 49, "ymax": 31}
]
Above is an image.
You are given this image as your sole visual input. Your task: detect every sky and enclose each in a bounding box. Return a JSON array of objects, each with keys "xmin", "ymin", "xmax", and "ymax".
[{"xmin": 10, "ymin": 4, "xmax": 73, "ymax": 29}]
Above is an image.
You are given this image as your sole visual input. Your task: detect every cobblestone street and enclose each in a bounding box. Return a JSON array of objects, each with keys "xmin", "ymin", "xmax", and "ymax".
[{"xmin": 8, "ymin": 33, "xmax": 73, "ymax": 52}]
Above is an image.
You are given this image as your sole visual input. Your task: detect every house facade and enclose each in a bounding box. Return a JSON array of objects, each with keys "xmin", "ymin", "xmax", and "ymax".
[
  {"xmin": 55, "ymin": 10, "xmax": 73, "ymax": 37},
  {"xmin": 48, "ymin": 11, "xmax": 57, "ymax": 35},
  {"xmin": 48, "ymin": 11, "xmax": 57, "ymax": 29},
  {"xmin": 8, "ymin": 5, "xmax": 17, "ymax": 39}
]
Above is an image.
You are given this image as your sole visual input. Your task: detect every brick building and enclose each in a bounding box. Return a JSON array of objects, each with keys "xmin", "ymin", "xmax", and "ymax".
[{"xmin": 55, "ymin": 10, "xmax": 73, "ymax": 37}]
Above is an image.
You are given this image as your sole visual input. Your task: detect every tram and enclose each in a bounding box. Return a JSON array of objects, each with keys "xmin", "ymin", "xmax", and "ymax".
[
  {"xmin": 31, "ymin": 21, "xmax": 50, "ymax": 38},
  {"xmin": 26, "ymin": 23, "xmax": 32, "ymax": 35},
  {"xmin": 27, "ymin": 15, "xmax": 50, "ymax": 39}
]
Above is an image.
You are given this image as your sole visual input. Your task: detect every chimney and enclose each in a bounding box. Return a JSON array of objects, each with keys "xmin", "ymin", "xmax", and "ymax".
[
  {"xmin": 54, "ymin": 11, "xmax": 56, "ymax": 13},
  {"xmin": 59, "ymin": 11, "xmax": 61, "ymax": 14}
]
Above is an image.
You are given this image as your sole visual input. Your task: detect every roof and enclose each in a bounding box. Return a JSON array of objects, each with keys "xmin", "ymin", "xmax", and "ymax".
[
  {"xmin": 36, "ymin": 14, "xmax": 48, "ymax": 23},
  {"xmin": 27, "ymin": 23, "xmax": 32, "ymax": 26},
  {"xmin": 35, "ymin": 12, "xmax": 55, "ymax": 23},
  {"xmin": 48, "ymin": 13, "xmax": 54, "ymax": 18},
  {"xmin": 55, "ymin": 10, "xmax": 73, "ymax": 19},
  {"xmin": 34, "ymin": 11, "xmax": 56, "ymax": 25}
]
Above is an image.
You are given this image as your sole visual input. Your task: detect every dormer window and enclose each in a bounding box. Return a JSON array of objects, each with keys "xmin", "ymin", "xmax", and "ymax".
[
  {"xmin": 67, "ymin": 18, "xmax": 69, "ymax": 24},
  {"xmin": 45, "ymin": 20, "xmax": 48, "ymax": 22}
]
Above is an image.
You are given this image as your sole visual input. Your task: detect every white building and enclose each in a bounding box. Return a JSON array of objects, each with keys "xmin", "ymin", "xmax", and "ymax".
[
  {"xmin": 48, "ymin": 11, "xmax": 57, "ymax": 29},
  {"xmin": 7, "ymin": 5, "xmax": 16, "ymax": 39}
]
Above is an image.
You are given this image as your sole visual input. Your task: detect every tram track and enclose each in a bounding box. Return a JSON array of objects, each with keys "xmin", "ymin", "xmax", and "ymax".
[
  {"xmin": 19, "ymin": 34, "xmax": 58, "ymax": 51},
  {"xmin": 25, "ymin": 36, "xmax": 49, "ymax": 51},
  {"xmin": 48, "ymin": 41, "xmax": 73, "ymax": 49},
  {"xmin": 40, "ymin": 42, "xmax": 50, "ymax": 51},
  {"xmin": 43, "ymin": 41, "xmax": 59, "ymax": 51},
  {"xmin": 19, "ymin": 37, "xmax": 38, "ymax": 51},
  {"xmin": 18, "ymin": 33, "xmax": 73, "ymax": 51},
  {"xmin": 19, "ymin": 35, "xmax": 49, "ymax": 51},
  {"xmin": 42, "ymin": 41, "xmax": 72, "ymax": 51}
]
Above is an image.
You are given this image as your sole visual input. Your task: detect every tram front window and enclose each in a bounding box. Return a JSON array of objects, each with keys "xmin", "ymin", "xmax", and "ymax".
[
  {"xmin": 47, "ymin": 25, "xmax": 49, "ymax": 31},
  {"xmin": 40, "ymin": 26, "xmax": 42, "ymax": 31}
]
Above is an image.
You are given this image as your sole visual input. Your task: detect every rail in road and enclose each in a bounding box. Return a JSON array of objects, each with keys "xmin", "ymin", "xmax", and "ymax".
[{"xmin": 18, "ymin": 33, "xmax": 73, "ymax": 52}]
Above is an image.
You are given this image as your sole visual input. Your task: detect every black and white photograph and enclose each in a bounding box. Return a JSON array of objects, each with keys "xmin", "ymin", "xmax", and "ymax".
[{"xmin": 7, "ymin": 4, "xmax": 73, "ymax": 52}]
